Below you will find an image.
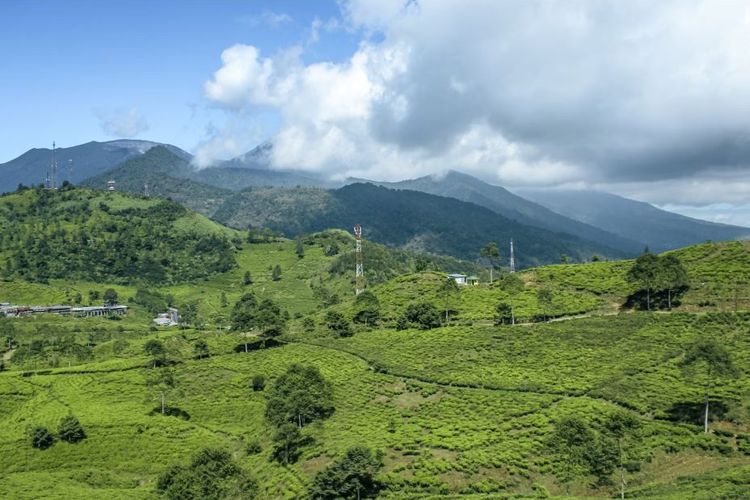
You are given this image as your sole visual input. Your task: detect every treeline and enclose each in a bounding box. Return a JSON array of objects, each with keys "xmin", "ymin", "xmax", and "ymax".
[{"xmin": 0, "ymin": 187, "xmax": 236, "ymax": 284}]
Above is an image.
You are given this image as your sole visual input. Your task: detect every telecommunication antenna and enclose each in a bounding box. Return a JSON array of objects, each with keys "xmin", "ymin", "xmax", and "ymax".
[
  {"xmin": 144, "ymin": 181, "xmax": 150, "ymax": 197},
  {"xmin": 354, "ymin": 224, "xmax": 364, "ymax": 295},
  {"xmin": 509, "ymin": 238, "xmax": 516, "ymax": 274},
  {"xmin": 50, "ymin": 141, "xmax": 58, "ymax": 189}
]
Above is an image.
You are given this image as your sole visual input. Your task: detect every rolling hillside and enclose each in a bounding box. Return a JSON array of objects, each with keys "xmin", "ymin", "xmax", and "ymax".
[
  {"xmin": 0, "ymin": 235, "xmax": 748, "ymax": 498},
  {"xmin": 518, "ymin": 188, "xmax": 750, "ymax": 253}
]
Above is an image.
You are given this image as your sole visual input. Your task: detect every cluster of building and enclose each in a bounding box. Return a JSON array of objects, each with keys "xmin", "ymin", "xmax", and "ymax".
[
  {"xmin": 0, "ymin": 303, "xmax": 127, "ymax": 318},
  {"xmin": 153, "ymin": 308, "xmax": 180, "ymax": 327}
]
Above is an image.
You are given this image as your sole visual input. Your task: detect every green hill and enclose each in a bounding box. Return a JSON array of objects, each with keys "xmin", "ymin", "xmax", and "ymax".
[
  {"xmin": 0, "ymin": 186, "xmax": 237, "ymax": 284},
  {"xmin": 0, "ymin": 214, "xmax": 748, "ymax": 498}
]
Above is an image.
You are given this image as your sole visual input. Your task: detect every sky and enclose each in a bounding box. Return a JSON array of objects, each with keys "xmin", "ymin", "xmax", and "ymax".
[{"xmin": 1, "ymin": 0, "xmax": 749, "ymax": 226}]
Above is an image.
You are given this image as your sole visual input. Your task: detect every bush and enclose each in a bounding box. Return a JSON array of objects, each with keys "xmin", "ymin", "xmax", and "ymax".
[
  {"xmin": 29, "ymin": 426, "xmax": 55, "ymax": 450},
  {"xmin": 309, "ymin": 446, "xmax": 384, "ymax": 499},
  {"xmin": 251, "ymin": 374, "xmax": 266, "ymax": 392},
  {"xmin": 246, "ymin": 440, "xmax": 262, "ymax": 455},
  {"xmin": 58, "ymin": 414, "xmax": 86, "ymax": 443}
]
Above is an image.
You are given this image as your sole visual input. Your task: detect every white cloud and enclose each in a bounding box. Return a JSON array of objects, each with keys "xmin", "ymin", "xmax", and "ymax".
[
  {"xmin": 240, "ymin": 10, "xmax": 293, "ymax": 28},
  {"xmin": 94, "ymin": 107, "xmax": 149, "ymax": 138},
  {"xmin": 200, "ymin": 0, "xmax": 750, "ymax": 209}
]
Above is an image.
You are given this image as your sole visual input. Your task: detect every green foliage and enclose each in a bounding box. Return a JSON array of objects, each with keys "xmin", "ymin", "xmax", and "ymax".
[
  {"xmin": 146, "ymin": 367, "xmax": 178, "ymax": 414},
  {"xmin": 627, "ymin": 252, "xmax": 690, "ymax": 310},
  {"xmin": 193, "ymin": 339, "xmax": 209, "ymax": 359},
  {"xmin": 272, "ymin": 264, "xmax": 282, "ymax": 281},
  {"xmin": 132, "ymin": 287, "xmax": 170, "ymax": 314},
  {"xmin": 271, "ymin": 423, "xmax": 308, "ymax": 465},
  {"xmin": 265, "ymin": 364, "xmax": 335, "ymax": 428},
  {"xmin": 353, "ymin": 290, "xmax": 380, "ymax": 325},
  {"xmin": 230, "ymin": 292, "xmax": 285, "ymax": 335},
  {"xmin": 0, "ymin": 187, "xmax": 236, "ymax": 284},
  {"xmin": 400, "ymin": 302, "xmax": 441, "ymax": 330},
  {"xmin": 103, "ymin": 288, "xmax": 118, "ymax": 305},
  {"xmin": 251, "ymin": 374, "xmax": 265, "ymax": 392},
  {"xmin": 155, "ymin": 448, "xmax": 256, "ymax": 500},
  {"xmin": 143, "ymin": 339, "xmax": 166, "ymax": 367},
  {"xmin": 29, "ymin": 426, "xmax": 55, "ymax": 450},
  {"xmin": 58, "ymin": 414, "xmax": 86, "ymax": 444},
  {"xmin": 309, "ymin": 446, "xmax": 383, "ymax": 499},
  {"xmin": 326, "ymin": 310, "xmax": 353, "ymax": 337},
  {"xmin": 295, "ymin": 237, "xmax": 305, "ymax": 259}
]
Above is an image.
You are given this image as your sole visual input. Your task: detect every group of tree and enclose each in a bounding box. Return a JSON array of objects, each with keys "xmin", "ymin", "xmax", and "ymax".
[
  {"xmin": 397, "ymin": 302, "xmax": 442, "ymax": 330},
  {"xmin": 626, "ymin": 251, "xmax": 689, "ymax": 310},
  {"xmin": 156, "ymin": 448, "xmax": 257, "ymax": 499},
  {"xmin": 494, "ymin": 273, "xmax": 525, "ymax": 325},
  {"xmin": 549, "ymin": 412, "xmax": 641, "ymax": 498},
  {"xmin": 265, "ymin": 364, "xmax": 335, "ymax": 464},
  {"xmin": 353, "ymin": 291, "xmax": 380, "ymax": 326},
  {"xmin": 309, "ymin": 446, "xmax": 384, "ymax": 499},
  {"xmin": 29, "ymin": 414, "xmax": 86, "ymax": 450},
  {"xmin": 230, "ymin": 292, "xmax": 286, "ymax": 336},
  {"xmin": 325, "ymin": 311, "xmax": 353, "ymax": 337}
]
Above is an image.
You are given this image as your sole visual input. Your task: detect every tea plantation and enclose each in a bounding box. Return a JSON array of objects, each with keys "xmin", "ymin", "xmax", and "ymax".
[{"xmin": 0, "ymin": 189, "xmax": 748, "ymax": 498}]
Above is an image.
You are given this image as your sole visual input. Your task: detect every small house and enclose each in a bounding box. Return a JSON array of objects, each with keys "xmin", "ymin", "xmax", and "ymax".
[
  {"xmin": 467, "ymin": 275, "xmax": 480, "ymax": 286},
  {"xmin": 448, "ymin": 273, "xmax": 468, "ymax": 285}
]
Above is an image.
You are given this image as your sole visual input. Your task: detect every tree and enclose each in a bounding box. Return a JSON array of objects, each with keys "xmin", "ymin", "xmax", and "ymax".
[
  {"xmin": 29, "ymin": 426, "xmax": 55, "ymax": 450},
  {"xmin": 103, "ymin": 288, "xmax": 118, "ymax": 306},
  {"xmin": 230, "ymin": 292, "xmax": 259, "ymax": 332},
  {"xmin": 242, "ymin": 271, "xmax": 253, "ymax": 286},
  {"xmin": 324, "ymin": 242, "xmax": 340, "ymax": 256},
  {"xmin": 603, "ymin": 411, "xmax": 642, "ymax": 499},
  {"xmin": 180, "ymin": 302, "xmax": 198, "ymax": 328},
  {"xmin": 494, "ymin": 302, "xmax": 513, "ymax": 325},
  {"xmin": 143, "ymin": 339, "xmax": 166, "ymax": 368},
  {"xmin": 251, "ymin": 374, "xmax": 265, "ymax": 392},
  {"xmin": 271, "ymin": 423, "xmax": 308, "ymax": 465},
  {"xmin": 498, "ymin": 273, "xmax": 524, "ymax": 325},
  {"xmin": 193, "ymin": 339, "xmax": 209, "ymax": 359},
  {"xmin": 680, "ymin": 339, "xmax": 738, "ymax": 433},
  {"xmin": 480, "ymin": 242, "xmax": 501, "ymax": 283},
  {"xmin": 626, "ymin": 251, "xmax": 660, "ymax": 310},
  {"xmin": 147, "ymin": 367, "xmax": 178, "ymax": 414},
  {"xmin": 309, "ymin": 446, "xmax": 384, "ymax": 499},
  {"xmin": 272, "ymin": 264, "xmax": 282, "ymax": 281},
  {"xmin": 548, "ymin": 416, "xmax": 596, "ymax": 494},
  {"xmin": 400, "ymin": 302, "xmax": 442, "ymax": 330},
  {"xmin": 326, "ymin": 310, "xmax": 353, "ymax": 337},
  {"xmin": 353, "ymin": 291, "xmax": 380, "ymax": 326},
  {"xmin": 220, "ymin": 292, "xmax": 228, "ymax": 308},
  {"xmin": 658, "ymin": 255, "xmax": 689, "ymax": 310},
  {"xmin": 265, "ymin": 364, "xmax": 335, "ymax": 428},
  {"xmin": 58, "ymin": 414, "xmax": 86, "ymax": 443},
  {"xmin": 537, "ymin": 287, "xmax": 554, "ymax": 321},
  {"xmin": 438, "ymin": 277, "xmax": 460, "ymax": 323},
  {"xmin": 414, "ymin": 256, "xmax": 428, "ymax": 272},
  {"xmin": 295, "ymin": 237, "xmax": 305, "ymax": 258},
  {"xmin": 156, "ymin": 448, "xmax": 256, "ymax": 500}
]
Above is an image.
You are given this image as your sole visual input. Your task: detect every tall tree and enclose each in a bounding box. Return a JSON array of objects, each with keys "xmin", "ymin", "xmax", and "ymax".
[
  {"xmin": 603, "ymin": 411, "xmax": 642, "ymax": 499},
  {"xmin": 658, "ymin": 254, "xmax": 689, "ymax": 310},
  {"xmin": 536, "ymin": 287, "xmax": 554, "ymax": 321},
  {"xmin": 548, "ymin": 416, "xmax": 596, "ymax": 494},
  {"xmin": 438, "ymin": 277, "xmax": 460, "ymax": 323},
  {"xmin": 146, "ymin": 367, "xmax": 178, "ymax": 414},
  {"xmin": 498, "ymin": 273, "xmax": 524, "ymax": 325},
  {"xmin": 295, "ymin": 237, "xmax": 305, "ymax": 259},
  {"xmin": 626, "ymin": 251, "xmax": 660, "ymax": 310},
  {"xmin": 680, "ymin": 339, "xmax": 738, "ymax": 433},
  {"xmin": 265, "ymin": 364, "xmax": 335, "ymax": 428},
  {"xmin": 480, "ymin": 242, "xmax": 501, "ymax": 283},
  {"xmin": 143, "ymin": 339, "xmax": 166, "ymax": 368},
  {"xmin": 272, "ymin": 264, "xmax": 282, "ymax": 281}
]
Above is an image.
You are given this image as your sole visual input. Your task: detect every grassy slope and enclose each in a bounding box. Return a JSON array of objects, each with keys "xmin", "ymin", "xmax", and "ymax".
[{"xmin": 0, "ymin": 234, "xmax": 748, "ymax": 497}]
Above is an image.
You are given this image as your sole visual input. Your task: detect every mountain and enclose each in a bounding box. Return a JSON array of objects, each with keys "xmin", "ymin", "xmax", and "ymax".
[
  {"xmin": 81, "ymin": 146, "xmax": 232, "ymax": 216},
  {"xmin": 212, "ymin": 183, "xmax": 628, "ymax": 267},
  {"xmin": 517, "ymin": 188, "xmax": 750, "ymax": 253},
  {"xmin": 0, "ymin": 140, "xmax": 191, "ymax": 194},
  {"xmin": 364, "ymin": 171, "xmax": 643, "ymax": 254}
]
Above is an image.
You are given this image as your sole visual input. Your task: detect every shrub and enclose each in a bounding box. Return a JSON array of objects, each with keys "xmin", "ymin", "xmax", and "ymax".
[
  {"xmin": 401, "ymin": 302, "xmax": 441, "ymax": 330},
  {"xmin": 251, "ymin": 374, "xmax": 266, "ymax": 392},
  {"xmin": 325, "ymin": 311, "xmax": 353, "ymax": 337},
  {"xmin": 156, "ymin": 448, "xmax": 256, "ymax": 499},
  {"xmin": 29, "ymin": 426, "xmax": 55, "ymax": 450},
  {"xmin": 58, "ymin": 414, "xmax": 86, "ymax": 443},
  {"xmin": 309, "ymin": 446, "xmax": 383, "ymax": 499}
]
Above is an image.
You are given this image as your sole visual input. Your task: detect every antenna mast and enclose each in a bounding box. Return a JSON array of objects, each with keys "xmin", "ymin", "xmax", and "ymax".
[
  {"xmin": 51, "ymin": 141, "xmax": 57, "ymax": 189},
  {"xmin": 509, "ymin": 238, "xmax": 516, "ymax": 274},
  {"xmin": 354, "ymin": 224, "xmax": 364, "ymax": 295}
]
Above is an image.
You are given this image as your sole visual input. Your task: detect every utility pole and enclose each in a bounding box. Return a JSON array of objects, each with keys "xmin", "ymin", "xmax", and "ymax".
[
  {"xmin": 354, "ymin": 224, "xmax": 364, "ymax": 295},
  {"xmin": 509, "ymin": 238, "xmax": 516, "ymax": 274},
  {"xmin": 51, "ymin": 141, "xmax": 57, "ymax": 189}
]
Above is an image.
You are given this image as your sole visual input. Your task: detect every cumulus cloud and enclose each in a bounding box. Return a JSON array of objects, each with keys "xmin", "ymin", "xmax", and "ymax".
[
  {"xmin": 200, "ymin": 0, "xmax": 750, "ymax": 206},
  {"xmin": 95, "ymin": 107, "xmax": 149, "ymax": 138}
]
